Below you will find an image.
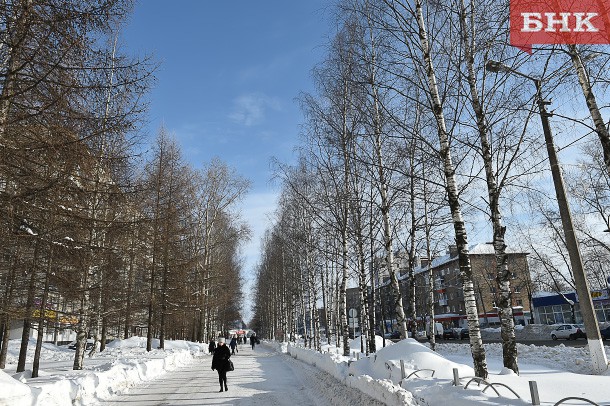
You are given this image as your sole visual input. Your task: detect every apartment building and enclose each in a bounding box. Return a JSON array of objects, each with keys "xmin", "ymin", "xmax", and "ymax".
[{"xmin": 376, "ymin": 244, "xmax": 532, "ymax": 329}]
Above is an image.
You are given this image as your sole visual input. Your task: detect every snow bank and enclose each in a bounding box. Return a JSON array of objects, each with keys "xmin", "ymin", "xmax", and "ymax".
[
  {"xmin": 282, "ymin": 336, "xmax": 610, "ymax": 406},
  {"xmin": 268, "ymin": 338, "xmax": 416, "ymax": 405},
  {"xmin": 348, "ymin": 334, "xmax": 392, "ymax": 354},
  {"xmin": 349, "ymin": 338, "xmax": 474, "ymax": 381},
  {"xmin": 0, "ymin": 337, "xmax": 206, "ymax": 406},
  {"xmin": 286, "ymin": 338, "xmax": 521, "ymax": 405},
  {"xmin": 346, "ymin": 374, "xmax": 416, "ymax": 406},
  {"xmin": 4, "ymin": 333, "xmax": 610, "ymax": 405},
  {"xmin": 287, "ymin": 342, "xmax": 349, "ymax": 379},
  {"xmin": 436, "ymin": 341, "xmax": 608, "ymax": 375},
  {"xmin": 0, "ymin": 369, "xmax": 33, "ymax": 406},
  {"xmin": 105, "ymin": 336, "xmax": 204, "ymax": 354}
]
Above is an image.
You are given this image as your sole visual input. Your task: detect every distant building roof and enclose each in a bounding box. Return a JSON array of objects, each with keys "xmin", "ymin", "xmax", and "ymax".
[
  {"xmin": 400, "ymin": 243, "xmax": 528, "ymax": 280},
  {"xmin": 532, "ymin": 292, "xmax": 578, "ymax": 307},
  {"xmin": 469, "ymin": 243, "xmax": 525, "ymax": 255}
]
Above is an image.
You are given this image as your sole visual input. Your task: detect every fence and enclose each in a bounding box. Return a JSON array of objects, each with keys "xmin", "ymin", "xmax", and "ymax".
[{"xmin": 297, "ymin": 342, "xmax": 608, "ymax": 405}]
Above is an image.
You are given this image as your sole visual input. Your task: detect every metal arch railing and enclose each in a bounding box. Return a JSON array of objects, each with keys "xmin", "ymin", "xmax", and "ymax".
[
  {"xmin": 461, "ymin": 377, "xmax": 521, "ymax": 400},
  {"xmin": 553, "ymin": 397, "xmax": 602, "ymax": 406},
  {"xmin": 405, "ymin": 369, "xmax": 436, "ymax": 379},
  {"xmin": 293, "ymin": 347, "xmax": 606, "ymax": 406},
  {"xmin": 481, "ymin": 382, "xmax": 522, "ymax": 399},
  {"xmin": 463, "ymin": 376, "xmax": 489, "ymax": 389}
]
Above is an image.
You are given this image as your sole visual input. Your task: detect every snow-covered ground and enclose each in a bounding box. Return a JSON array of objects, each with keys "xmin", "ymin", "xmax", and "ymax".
[
  {"xmin": 281, "ymin": 336, "xmax": 610, "ymax": 405},
  {"xmin": 100, "ymin": 341, "xmax": 386, "ymax": 406},
  {"xmin": 1, "ymin": 337, "xmax": 206, "ymax": 406},
  {"xmin": 1, "ymin": 334, "xmax": 609, "ymax": 405}
]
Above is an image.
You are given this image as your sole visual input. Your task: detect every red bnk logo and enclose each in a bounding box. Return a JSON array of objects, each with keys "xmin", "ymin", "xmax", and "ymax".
[{"xmin": 510, "ymin": 0, "xmax": 610, "ymax": 52}]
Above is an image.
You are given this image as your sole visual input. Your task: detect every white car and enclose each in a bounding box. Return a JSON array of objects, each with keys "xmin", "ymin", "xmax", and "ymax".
[{"xmin": 550, "ymin": 324, "xmax": 586, "ymax": 340}]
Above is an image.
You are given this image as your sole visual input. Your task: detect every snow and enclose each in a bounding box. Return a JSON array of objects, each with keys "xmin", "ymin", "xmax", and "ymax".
[
  {"xmin": 1, "ymin": 333, "xmax": 609, "ymax": 405},
  {"xmin": 1, "ymin": 337, "xmax": 206, "ymax": 406},
  {"xmin": 280, "ymin": 337, "xmax": 610, "ymax": 405}
]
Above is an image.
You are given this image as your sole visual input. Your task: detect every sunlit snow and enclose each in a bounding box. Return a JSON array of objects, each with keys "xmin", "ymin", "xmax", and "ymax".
[{"xmin": 1, "ymin": 335, "xmax": 609, "ymax": 405}]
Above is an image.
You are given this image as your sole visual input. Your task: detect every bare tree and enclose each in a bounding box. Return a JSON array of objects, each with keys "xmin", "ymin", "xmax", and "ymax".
[{"xmin": 381, "ymin": 0, "xmax": 488, "ymax": 377}]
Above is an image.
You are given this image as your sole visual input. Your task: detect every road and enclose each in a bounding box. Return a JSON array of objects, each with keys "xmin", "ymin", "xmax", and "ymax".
[
  {"xmin": 414, "ymin": 338, "xmax": 591, "ymax": 347},
  {"xmin": 99, "ymin": 343, "xmax": 386, "ymax": 406}
]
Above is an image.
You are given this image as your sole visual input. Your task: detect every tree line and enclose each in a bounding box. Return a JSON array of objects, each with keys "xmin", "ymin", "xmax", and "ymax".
[
  {"xmin": 0, "ymin": 0, "xmax": 249, "ymax": 376},
  {"xmin": 251, "ymin": 0, "xmax": 610, "ymax": 378}
]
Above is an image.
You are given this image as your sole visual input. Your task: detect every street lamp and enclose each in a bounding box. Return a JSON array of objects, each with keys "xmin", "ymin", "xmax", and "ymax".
[{"xmin": 486, "ymin": 60, "xmax": 608, "ymax": 374}]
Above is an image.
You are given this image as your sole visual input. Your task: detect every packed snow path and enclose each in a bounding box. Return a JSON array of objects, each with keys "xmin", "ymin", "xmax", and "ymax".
[{"xmin": 99, "ymin": 343, "xmax": 386, "ymax": 406}]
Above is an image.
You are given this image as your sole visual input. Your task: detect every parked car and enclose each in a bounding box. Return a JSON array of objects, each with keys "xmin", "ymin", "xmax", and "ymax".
[
  {"xmin": 550, "ymin": 324, "xmax": 586, "ymax": 340},
  {"xmin": 68, "ymin": 339, "xmax": 95, "ymax": 350},
  {"xmin": 426, "ymin": 322, "xmax": 444, "ymax": 339},
  {"xmin": 458, "ymin": 328, "xmax": 469, "ymax": 340},
  {"xmin": 600, "ymin": 326, "xmax": 610, "ymax": 340},
  {"xmin": 384, "ymin": 331, "xmax": 401, "ymax": 340},
  {"xmin": 442, "ymin": 328, "xmax": 459, "ymax": 340}
]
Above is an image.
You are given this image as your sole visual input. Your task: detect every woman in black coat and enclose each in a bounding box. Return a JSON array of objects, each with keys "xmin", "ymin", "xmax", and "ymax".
[
  {"xmin": 249, "ymin": 333, "xmax": 258, "ymax": 350},
  {"xmin": 208, "ymin": 338, "xmax": 216, "ymax": 355},
  {"xmin": 229, "ymin": 335, "xmax": 238, "ymax": 355},
  {"xmin": 211, "ymin": 337, "xmax": 231, "ymax": 392}
]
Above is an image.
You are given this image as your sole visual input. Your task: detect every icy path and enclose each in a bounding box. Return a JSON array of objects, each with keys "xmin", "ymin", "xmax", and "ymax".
[{"xmin": 99, "ymin": 343, "xmax": 386, "ymax": 406}]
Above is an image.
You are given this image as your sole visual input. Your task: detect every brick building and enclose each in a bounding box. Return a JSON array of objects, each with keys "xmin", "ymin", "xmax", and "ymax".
[{"xmin": 376, "ymin": 244, "xmax": 532, "ymax": 330}]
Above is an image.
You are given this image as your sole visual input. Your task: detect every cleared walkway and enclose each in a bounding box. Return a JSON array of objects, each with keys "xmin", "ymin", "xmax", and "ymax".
[{"xmin": 99, "ymin": 343, "xmax": 386, "ymax": 406}]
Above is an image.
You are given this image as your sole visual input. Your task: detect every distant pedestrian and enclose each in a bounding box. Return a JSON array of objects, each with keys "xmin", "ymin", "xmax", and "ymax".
[
  {"xmin": 208, "ymin": 338, "xmax": 216, "ymax": 355},
  {"xmin": 249, "ymin": 333, "xmax": 258, "ymax": 350},
  {"xmin": 229, "ymin": 335, "xmax": 238, "ymax": 355},
  {"xmin": 211, "ymin": 337, "xmax": 231, "ymax": 392}
]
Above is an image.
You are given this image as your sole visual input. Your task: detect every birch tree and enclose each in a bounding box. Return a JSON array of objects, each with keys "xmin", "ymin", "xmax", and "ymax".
[
  {"xmin": 456, "ymin": 0, "xmax": 538, "ymax": 374},
  {"xmin": 565, "ymin": 45, "xmax": 610, "ymax": 177},
  {"xmin": 382, "ymin": 0, "xmax": 488, "ymax": 377}
]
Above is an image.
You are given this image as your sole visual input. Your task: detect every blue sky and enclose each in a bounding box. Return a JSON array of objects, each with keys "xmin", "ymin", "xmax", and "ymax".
[{"xmin": 122, "ymin": 1, "xmax": 331, "ymax": 305}]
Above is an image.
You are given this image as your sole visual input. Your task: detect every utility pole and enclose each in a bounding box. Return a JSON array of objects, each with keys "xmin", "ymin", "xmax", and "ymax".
[{"xmin": 486, "ymin": 60, "xmax": 608, "ymax": 374}]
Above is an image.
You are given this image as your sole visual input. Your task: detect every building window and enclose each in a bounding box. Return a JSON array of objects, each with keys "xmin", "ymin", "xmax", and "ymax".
[
  {"xmin": 514, "ymin": 286, "xmax": 521, "ymax": 293},
  {"xmin": 511, "ymin": 272, "xmax": 517, "ymax": 279},
  {"xmin": 516, "ymin": 299, "xmax": 523, "ymax": 306},
  {"xmin": 537, "ymin": 304, "xmax": 579, "ymax": 324},
  {"xmin": 487, "ymin": 273, "xmax": 494, "ymax": 280},
  {"xmin": 490, "ymin": 286, "xmax": 497, "ymax": 294}
]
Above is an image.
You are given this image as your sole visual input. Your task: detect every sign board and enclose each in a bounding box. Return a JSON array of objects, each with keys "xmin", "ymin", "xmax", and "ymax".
[
  {"xmin": 510, "ymin": 0, "xmax": 610, "ymax": 53},
  {"xmin": 348, "ymin": 308, "xmax": 357, "ymax": 318},
  {"xmin": 591, "ymin": 289, "xmax": 610, "ymax": 301},
  {"xmin": 348, "ymin": 317, "xmax": 359, "ymax": 328}
]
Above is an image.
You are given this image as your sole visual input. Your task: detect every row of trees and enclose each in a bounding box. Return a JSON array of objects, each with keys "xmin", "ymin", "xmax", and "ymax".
[
  {"xmin": 0, "ymin": 0, "xmax": 249, "ymax": 377},
  {"xmin": 251, "ymin": 0, "xmax": 610, "ymax": 378}
]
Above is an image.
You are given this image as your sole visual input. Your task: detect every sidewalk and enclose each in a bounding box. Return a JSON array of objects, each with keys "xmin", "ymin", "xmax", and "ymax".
[{"xmin": 99, "ymin": 342, "xmax": 385, "ymax": 406}]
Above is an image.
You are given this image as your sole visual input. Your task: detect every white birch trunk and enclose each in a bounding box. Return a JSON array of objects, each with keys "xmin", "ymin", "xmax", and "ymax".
[
  {"xmin": 459, "ymin": 0, "xmax": 517, "ymax": 374},
  {"xmin": 423, "ymin": 170, "xmax": 436, "ymax": 351},
  {"xmin": 414, "ymin": 0, "xmax": 487, "ymax": 378},
  {"xmin": 567, "ymin": 44, "xmax": 610, "ymax": 177},
  {"xmin": 340, "ymin": 223, "xmax": 350, "ymax": 356},
  {"xmin": 407, "ymin": 147, "xmax": 417, "ymax": 333},
  {"xmin": 73, "ymin": 265, "xmax": 91, "ymax": 370}
]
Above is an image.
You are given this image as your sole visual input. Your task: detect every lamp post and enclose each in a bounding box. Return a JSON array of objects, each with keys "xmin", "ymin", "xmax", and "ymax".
[{"xmin": 486, "ymin": 60, "xmax": 608, "ymax": 374}]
